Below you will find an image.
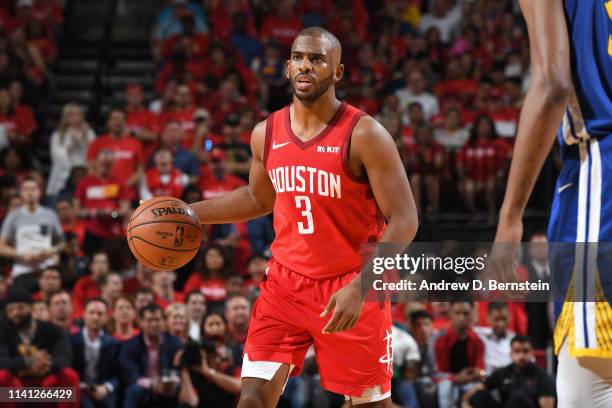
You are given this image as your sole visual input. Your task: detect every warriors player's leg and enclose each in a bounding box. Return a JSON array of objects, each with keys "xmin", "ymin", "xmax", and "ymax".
[{"xmin": 493, "ymin": 0, "xmax": 612, "ymax": 406}]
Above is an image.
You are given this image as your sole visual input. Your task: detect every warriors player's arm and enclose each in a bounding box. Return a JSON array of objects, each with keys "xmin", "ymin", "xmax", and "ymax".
[
  {"xmin": 189, "ymin": 120, "xmax": 276, "ymax": 224},
  {"xmin": 498, "ymin": 0, "xmax": 570, "ymax": 226},
  {"xmin": 352, "ymin": 116, "xmax": 418, "ymax": 244}
]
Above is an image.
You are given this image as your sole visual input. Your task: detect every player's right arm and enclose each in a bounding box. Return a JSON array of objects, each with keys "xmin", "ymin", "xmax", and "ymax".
[
  {"xmin": 491, "ymin": 0, "xmax": 570, "ymax": 284},
  {"xmin": 189, "ymin": 120, "xmax": 276, "ymax": 224},
  {"xmin": 497, "ymin": 0, "xmax": 570, "ymax": 235}
]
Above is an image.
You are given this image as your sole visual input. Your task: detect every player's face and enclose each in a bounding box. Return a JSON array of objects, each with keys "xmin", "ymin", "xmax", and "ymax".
[
  {"xmin": 287, "ymin": 36, "xmax": 343, "ymax": 103},
  {"xmin": 511, "ymin": 341, "xmax": 533, "ymax": 368},
  {"xmin": 84, "ymin": 301, "xmax": 108, "ymax": 331}
]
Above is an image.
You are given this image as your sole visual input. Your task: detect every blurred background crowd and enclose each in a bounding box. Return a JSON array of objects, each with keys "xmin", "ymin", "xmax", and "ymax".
[{"xmin": 0, "ymin": 0, "xmax": 558, "ymax": 407}]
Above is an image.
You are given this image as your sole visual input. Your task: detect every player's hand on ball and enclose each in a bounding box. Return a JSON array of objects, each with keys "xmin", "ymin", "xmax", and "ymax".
[{"xmin": 320, "ymin": 283, "xmax": 362, "ymax": 334}]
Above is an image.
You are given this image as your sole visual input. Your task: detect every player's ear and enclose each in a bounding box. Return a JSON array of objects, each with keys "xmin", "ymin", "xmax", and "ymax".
[
  {"xmin": 334, "ymin": 63, "xmax": 344, "ymax": 82},
  {"xmin": 285, "ymin": 60, "xmax": 291, "ymax": 81}
]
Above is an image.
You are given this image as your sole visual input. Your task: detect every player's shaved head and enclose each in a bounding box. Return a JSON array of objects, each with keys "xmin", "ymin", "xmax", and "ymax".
[{"xmin": 293, "ymin": 26, "xmax": 342, "ymax": 64}]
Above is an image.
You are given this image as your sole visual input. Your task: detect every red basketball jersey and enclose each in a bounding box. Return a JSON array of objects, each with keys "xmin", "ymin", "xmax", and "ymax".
[{"xmin": 263, "ymin": 101, "xmax": 385, "ymax": 279}]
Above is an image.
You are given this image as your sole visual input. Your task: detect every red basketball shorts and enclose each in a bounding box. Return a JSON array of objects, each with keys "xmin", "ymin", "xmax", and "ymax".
[{"xmin": 244, "ymin": 259, "xmax": 393, "ymax": 397}]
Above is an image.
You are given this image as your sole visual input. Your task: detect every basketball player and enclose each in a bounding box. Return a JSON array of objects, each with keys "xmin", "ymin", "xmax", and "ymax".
[
  {"xmin": 190, "ymin": 27, "xmax": 418, "ymax": 407},
  {"xmin": 492, "ymin": 1, "xmax": 612, "ymax": 406}
]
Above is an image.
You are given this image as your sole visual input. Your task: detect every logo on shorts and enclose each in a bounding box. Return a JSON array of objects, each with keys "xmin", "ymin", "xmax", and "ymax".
[
  {"xmin": 174, "ymin": 226, "xmax": 184, "ymax": 247},
  {"xmin": 378, "ymin": 329, "xmax": 393, "ymax": 374}
]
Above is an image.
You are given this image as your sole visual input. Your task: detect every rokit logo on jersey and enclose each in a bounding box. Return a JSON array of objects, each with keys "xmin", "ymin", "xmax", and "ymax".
[{"xmin": 317, "ymin": 146, "xmax": 339, "ymax": 153}]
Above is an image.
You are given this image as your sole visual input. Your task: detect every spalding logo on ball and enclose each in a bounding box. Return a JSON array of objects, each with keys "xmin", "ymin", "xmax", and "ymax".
[{"xmin": 126, "ymin": 196, "xmax": 202, "ymax": 271}]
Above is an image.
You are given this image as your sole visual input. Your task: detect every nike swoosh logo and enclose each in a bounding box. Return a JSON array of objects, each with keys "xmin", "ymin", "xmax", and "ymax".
[
  {"xmin": 558, "ymin": 183, "xmax": 573, "ymax": 193},
  {"xmin": 272, "ymin": 141, "xmax": 290, "ymax": 150}
]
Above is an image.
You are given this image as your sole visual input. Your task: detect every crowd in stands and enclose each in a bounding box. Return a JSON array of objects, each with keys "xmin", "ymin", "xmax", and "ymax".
[{"xmin": 0, "ymin": 0, "xmax": 559, "ymax": 407}]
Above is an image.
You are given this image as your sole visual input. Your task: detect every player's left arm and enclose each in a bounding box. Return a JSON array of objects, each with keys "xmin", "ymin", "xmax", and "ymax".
[{"xmin": 321, "ymin": 116, "xmax": 418, "ymax": 334}]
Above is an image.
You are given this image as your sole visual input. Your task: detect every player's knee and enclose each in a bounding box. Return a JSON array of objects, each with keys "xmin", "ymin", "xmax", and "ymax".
[{"xmin": 237, "ymin": 387, "xmax": 267, "ymax": 408}]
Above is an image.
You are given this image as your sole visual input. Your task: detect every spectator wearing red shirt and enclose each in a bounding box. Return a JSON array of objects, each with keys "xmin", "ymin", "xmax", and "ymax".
[
  {"xmin": 123, "ymin": 262, "xmax": 154, "ymax": 295},
  {"xmin": 110, "ymin": 296, "xmax": 140, "ymax": 341},
  {"xmin": 225, "ymin": 294, "xmax": 251, "ymax": 347},
  {"xmin": 206, "ymin": 81, "xmax": 249, "ymax": 135},
  {"xmin": 215, "ymin": 114, "xmax": 251, "ymax": 179},
  {"xmin": 159, "ymin": 83, "xmax": 197, "ymax": 133},
  {"xmin": 201, "ymin": 148, "xmax": 246, "ymax": 200},
  {"xmin": 72, "ymin": 251, "xmax": 109, "ymax": 318},
  {"xmin": 456, "ymin": 114, "xmax": 511, "ymax": 220},
  {"xmin": 183, "ymin": 245, "xmax": 231, "ymax": 314},
  {"xmin": 125, "ymin": 84, "xmax": 159, "ymax": 159},
  {"xmin": 485, "ymin": 88, "xmax": 520, "ymax": 139},
  {"xmin": 75, "ymin": 149, "xmax": 131, "ymax": 255},
  {"xmin": 259, "ymin": 0, "xmax": 303, "ymax": 51},
  {"xmin": 98, "ymin": 272, "xmax": 123, "ymax": 311},
  {"xmin": 404, "ymin": 125, "xmax": 445, "ymax": 214},
  {"xmin": 0, "ymin": 88, "xmax": 34, "ymax": 147},
  {"xmin": 86, "ymin": 109, "xmax": 144, "ymax": 199},
  {"xmin": 54, "ymin": 197, "xmax": 85, "ymax": 249},
  {"xmin": 8, "ymin": 81, "xmax": 37, "ymax": 137},
  {"xmin": 402, "ymin": 102, "xmax": 427, "ymax": 148},
  {"xmin": 141, "ymin": 149, "xmax": 187, "ymax": 200},
  {"xmin": 151, "ymin": 270, "xmax": 184, "ymax": 309},
  {"xmin": 160, "ymin": 14, "xmax": 209, "ymax": 60},
  {"xmin": 435, "ymin": 301, "xmax": 485, "ymax": 408}
]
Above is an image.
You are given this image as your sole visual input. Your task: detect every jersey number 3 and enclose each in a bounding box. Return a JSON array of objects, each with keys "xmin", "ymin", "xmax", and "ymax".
[{"xmin": 295, "ymin": 196, "xmax": 314, "ymax": 234}]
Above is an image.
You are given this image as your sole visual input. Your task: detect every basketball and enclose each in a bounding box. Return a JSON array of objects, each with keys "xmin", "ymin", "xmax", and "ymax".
[{"xmin": 126, "ymin": 196, "xmax": 202, "ymax": 271}]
